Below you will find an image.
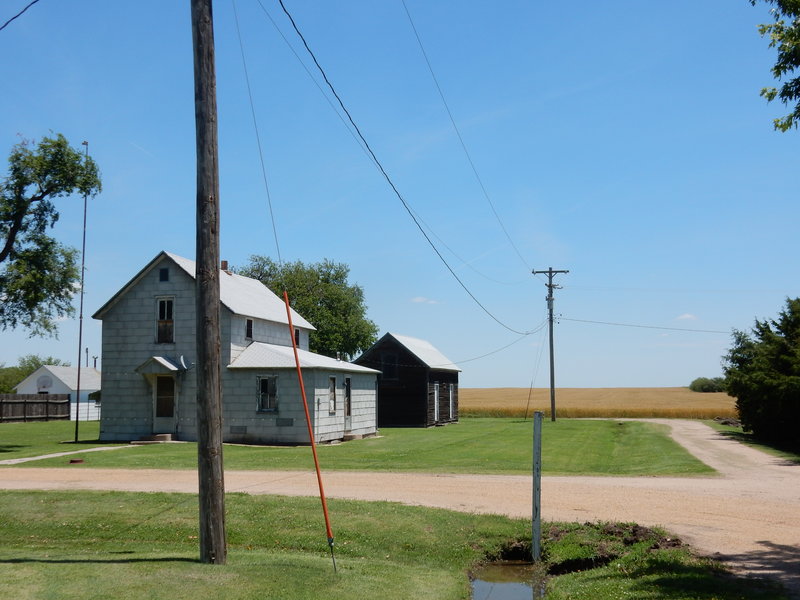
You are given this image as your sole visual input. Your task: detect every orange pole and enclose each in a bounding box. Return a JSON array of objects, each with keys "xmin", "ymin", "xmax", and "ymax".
[{"xmin": 283, "ymin": 291, "xmax": 336, "ymax": 569}]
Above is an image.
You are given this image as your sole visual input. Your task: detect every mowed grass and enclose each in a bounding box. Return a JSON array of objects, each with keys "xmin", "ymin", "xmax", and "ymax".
[
  {"xmin": 0, "ymin": 490, "xmax": 785, "ymax": 600},
  {"xmin": 461, "ymin": 387, "xmax": 736, "ymax": 419},
  {"xmin": 2, "ymin": 418, "xmax": 714, "ymax": 476},
  {"xmin": 0, "ymin": 418, "xmax": 713, "ymax": 476}
]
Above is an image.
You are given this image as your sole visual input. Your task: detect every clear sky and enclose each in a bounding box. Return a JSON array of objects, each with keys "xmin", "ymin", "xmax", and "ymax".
[{"xmin": 1, "ymin": 0, "xmax": 797, "ymax": 388}]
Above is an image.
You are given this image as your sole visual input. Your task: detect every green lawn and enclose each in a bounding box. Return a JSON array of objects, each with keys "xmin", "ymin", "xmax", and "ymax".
[
  {"xmin": 0, "ymin": 490, "xmax": 785, "ymax": 600},
  {"xmin": 2, "ymin": 418, "xmax": 714, "ymax": 476}
]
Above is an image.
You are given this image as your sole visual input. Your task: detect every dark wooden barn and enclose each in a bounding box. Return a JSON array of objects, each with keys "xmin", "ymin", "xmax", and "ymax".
[{"xmin": 354, "ymin": 333, "xmax": 460, "ymax": 427}]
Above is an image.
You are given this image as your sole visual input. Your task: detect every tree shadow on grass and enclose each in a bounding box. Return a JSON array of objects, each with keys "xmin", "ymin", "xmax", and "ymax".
[
  {"xmin": 0, "ymin": 556, "xmax": 198, "ymax": 565},
  {"xmin": 717, "ymin": 431, "xmax": 800, "ymax": 465},
  {"xmin": 0, "ymin": 444, "xmax": 26, "ymax": 453},
  {"xmin": 562, "ymin": 540, "xmax": 799, "ymax": 599}
]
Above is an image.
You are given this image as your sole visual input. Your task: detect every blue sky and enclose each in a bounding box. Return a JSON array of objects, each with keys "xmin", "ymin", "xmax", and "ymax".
[{"xmin": 1, "ymin": 0, "xmax": 797, "ymax": 388}]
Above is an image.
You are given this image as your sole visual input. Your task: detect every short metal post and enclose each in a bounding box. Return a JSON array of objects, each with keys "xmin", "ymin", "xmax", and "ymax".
[{"xmin": 532, "ymin": 411, "xmax": 543, "ymax": 561}]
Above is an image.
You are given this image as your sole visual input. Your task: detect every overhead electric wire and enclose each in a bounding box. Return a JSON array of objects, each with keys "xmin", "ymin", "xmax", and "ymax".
[
  {"xmin": 276, "ymin": 0, "xmax": 534, "ymax": 336},
  {"xmin": 0, "ymin": 0, "xmax": 41, "ymax": 32},
  {"xmin": 252, "ymin": 0, "xmax": 372, "ymax": 160},
  {"xmin": 445, "ymin": 318, "xmax": 548, "ymax": 366},
  {"xmin": 400, "ymin": 0, "xmax": 531, "ymax": 271},
  {"xmin": 561, "ymin": 317, "xmax": 729, "ymax": 334},
  {"xmin": 231, "ymin": 0, "xmax": 282, "ymax": 265}
]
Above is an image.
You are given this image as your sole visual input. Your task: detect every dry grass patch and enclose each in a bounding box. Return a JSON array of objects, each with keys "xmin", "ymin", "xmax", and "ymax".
[{"xmin": 460, "ymin": 387, "xmax": 736, "ymax": 419}]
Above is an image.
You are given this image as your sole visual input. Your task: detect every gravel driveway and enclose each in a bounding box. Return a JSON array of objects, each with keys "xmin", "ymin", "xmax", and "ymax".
[{"xmin": 1, "ymin": 419, "xmax": 798, "ymax": 596}]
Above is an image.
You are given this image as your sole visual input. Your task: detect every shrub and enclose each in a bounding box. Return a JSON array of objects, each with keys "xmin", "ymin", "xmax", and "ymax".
[{"xmin": 688, "ymin": 377, "xmax": 726, "ymax": 393}]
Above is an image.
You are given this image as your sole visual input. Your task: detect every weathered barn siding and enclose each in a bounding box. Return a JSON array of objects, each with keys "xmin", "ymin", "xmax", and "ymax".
[{"xmin": 355, "ymin": 333, "xmax": 460, "ymax": 428}]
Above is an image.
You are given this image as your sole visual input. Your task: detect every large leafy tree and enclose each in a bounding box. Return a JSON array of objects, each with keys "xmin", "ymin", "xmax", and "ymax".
[
  {"xmin": 750, "ymin": 0, "xmax": 800, "ymax": 131},
  {"xmin": 723, "ymin": 298, "xmax": 800, "ymax": 443},
  {"xmin": 0, "ymin": 134, "xmax": 101, "ymax": 335},
  {"xmin": 237, "ymin": 256, "xmax": 379, "ymax": 360}
]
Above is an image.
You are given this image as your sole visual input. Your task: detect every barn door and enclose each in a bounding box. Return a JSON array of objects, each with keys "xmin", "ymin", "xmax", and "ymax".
[
  {"xmin": 433, "ymin": 382, "xmax": 440, "ymax": 423},
  {"xmin": 448, "ymin": 384, "xmax": 454, "ymax": 420},
  {"xmin": 153, "ymin": 376, "xmax": 176, "ymax": 434}
]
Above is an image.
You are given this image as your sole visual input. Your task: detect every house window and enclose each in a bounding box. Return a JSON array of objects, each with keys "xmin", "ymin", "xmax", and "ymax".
[
  {"xmin": 294, "ymin": 328, "xmax": 300, "ymax": 347},
  {"xmin": 258, "ymin": 376, "xmax": 277, "ymax": 412},
  {"xmin": 328, "ymin": 376, "xmax": 336, "ymax": 413},
  {"xmin": 246, "ymin": 318, "xmax": 253, "ymax": 340},
  {"xmin": 159, "ymin": 268, "xmax": 169, "ymax": 282},
  {"xmin": 344, "ymin": 377, "xmax": 352, "ymax": 418},
  {"xmin": 156, "ymin": 298, "xmax": 174, "ymax": 343}
]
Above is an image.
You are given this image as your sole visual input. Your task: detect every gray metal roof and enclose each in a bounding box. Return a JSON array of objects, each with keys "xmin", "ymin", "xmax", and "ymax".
[
  {"xmin": 166, "ymin": 252, "xmax": 314, "ymax": 330},
  {"xmin": 229, "ymin": 342, "xmax": 379, "ymax": 374},
  {"xmin": 387, "ymin": 333, "xmax": 461, "ymax": 372},
  {"xmin": 14, "ymin": 366, "xmax": 102, "ymax": 392},
  {"xmin": 93, "ymin": 251, "xmax": 314, "ymax": 330}
]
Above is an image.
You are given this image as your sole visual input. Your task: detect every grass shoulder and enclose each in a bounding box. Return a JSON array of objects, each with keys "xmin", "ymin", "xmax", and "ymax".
[
  {"xmin": 0, "ymin": 490, "xmax": 787, "ymax": 600},
  {"xmin": 2, "ymin": 418, "xmax": 713, "ymax": 477}
]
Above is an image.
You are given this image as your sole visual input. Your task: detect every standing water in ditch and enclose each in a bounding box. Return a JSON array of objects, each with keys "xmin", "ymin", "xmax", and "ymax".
[{"xmin": 471, "ymin": 562, "xmax": 546, "ymax": 599}]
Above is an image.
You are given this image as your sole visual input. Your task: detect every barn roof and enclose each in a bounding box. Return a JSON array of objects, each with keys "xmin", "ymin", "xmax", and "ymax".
[
  {"xmin": 384, "ymin": 333, "xmax": 460, "ymax": 372},
  {"xmin": 229, "ymin": 342, "xmax": 379, "ymax": 374},
  {"xmin": 92, "ymin": 251, "xmax": 314, "ymax": 330},
  {"xmin": 14, "ymin": 366, "xmax": 102, "ymax": 393}
]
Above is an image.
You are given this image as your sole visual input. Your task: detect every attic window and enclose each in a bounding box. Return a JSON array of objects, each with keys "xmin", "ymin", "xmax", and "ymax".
[
  {"xmin": 159, "ymin": 268, "xmax": 169, "ymax": 282},
  {"xmin": 246, "ymin": 318, "xmax": 253, "ymax": 340},
  {"xmin": 294, "ymin": 328, "xmax": 300, "ymax": 347}
]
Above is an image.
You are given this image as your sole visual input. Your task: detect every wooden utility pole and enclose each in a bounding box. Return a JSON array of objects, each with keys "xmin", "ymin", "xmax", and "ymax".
[
  {"xmin": 191, "ymin": 0, "xmax": 226, "ymax": 564},
  {"xmin": 532, "ymin": 267, "xmax": 568, "ymax": 422}
]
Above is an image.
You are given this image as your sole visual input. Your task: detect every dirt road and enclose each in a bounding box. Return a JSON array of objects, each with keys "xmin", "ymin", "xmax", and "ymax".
[{"xmin": 1, "ymin": 420, "xmax": 798, "ymax": 596}]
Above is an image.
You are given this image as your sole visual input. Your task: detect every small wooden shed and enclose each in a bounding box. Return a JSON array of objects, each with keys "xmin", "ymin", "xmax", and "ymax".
[{"xmin": 354, "ymin": 333, "xmax": 460, "ymax": 427}]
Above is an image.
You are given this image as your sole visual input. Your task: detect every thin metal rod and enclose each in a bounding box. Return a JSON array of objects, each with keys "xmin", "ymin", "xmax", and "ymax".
[
  {"xmin": 73, "ymin": 141, "xmax": 89, "ymax": 442},
  {"xmin": 283, "ymin": 291, "xmax": 337, "ymax": 572}
]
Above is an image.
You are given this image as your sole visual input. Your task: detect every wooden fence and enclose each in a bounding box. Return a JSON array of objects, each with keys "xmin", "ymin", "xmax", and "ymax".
[{"xmin": 0, "ymin": 394, "xmax": 70, "ymax": 422}]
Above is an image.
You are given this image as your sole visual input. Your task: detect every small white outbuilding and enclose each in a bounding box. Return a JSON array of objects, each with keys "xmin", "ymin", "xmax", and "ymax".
[{"xmin": 14, "ymin": 365, "xmax": 102, "ymax": 421}]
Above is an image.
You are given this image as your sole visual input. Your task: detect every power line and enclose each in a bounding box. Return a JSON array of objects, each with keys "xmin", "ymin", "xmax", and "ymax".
[
  {"xmin": 561, "ymin": 317, "xmax": 729, "ymax": 334},
  {"xmin": 231, "ymin": 0, "xmax": 282, "ymax": 265},
  {"xmin": 275, "ymin": 0, "xmax": 534, "ymax": 336},
  {"xmin": 400, "ymin": 0, "xmax": 531, "ymax": 271},
  {"xmin": 0, "ymin": 0, "xmax": 41, "ymax": 32},
  {"xmin": 252, "ymin": 0, "xmax": 372, "ymax": 160},
  {"xmin": 252, "ymin": 0, "xmax": 529, "ymax": 287}
]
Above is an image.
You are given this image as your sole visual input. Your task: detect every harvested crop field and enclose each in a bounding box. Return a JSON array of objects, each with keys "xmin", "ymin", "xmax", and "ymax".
[{"xmin": 460, "ymin": 387, "xmax": 736, "ymax": 419}]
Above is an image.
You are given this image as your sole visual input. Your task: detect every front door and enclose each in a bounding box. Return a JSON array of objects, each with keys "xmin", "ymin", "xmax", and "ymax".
[{"xmin": 153, "ymin": 375, "xmax": 176, "ymax": 434}]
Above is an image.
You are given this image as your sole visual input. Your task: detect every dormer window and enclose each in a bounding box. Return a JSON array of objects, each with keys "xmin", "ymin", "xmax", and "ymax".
[
  {"xmin": 156, "ymin": 297, "xmax": 174, "ymax": 343},
  {"xmin": 246, "ymin": 318, "xmax": 253, "ymax": 340}
]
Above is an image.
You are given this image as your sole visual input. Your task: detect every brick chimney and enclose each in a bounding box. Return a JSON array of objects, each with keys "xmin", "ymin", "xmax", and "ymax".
[{"xmin": 221, "ymin": 260, "xmax": 228, "ymax": 271}]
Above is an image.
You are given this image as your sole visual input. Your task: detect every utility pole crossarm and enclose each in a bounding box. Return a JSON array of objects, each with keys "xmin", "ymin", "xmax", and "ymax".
[{"xmin": 532, "ymin": 268, "xmax": 569, "ymax": 422}]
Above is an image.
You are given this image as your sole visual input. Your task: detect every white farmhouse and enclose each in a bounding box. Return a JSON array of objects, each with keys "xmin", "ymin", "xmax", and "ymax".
[
  {"xmin": 14, "ymin": 365, "xmax": 102, "ymax": 421},
  {"xmin": 92, "ymin": 251, "xmax": 379, "ymax": 444}
]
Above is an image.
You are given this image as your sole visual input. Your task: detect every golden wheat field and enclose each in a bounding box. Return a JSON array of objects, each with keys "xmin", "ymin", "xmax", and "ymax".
[{"xmin": 459, "ymin": 387, "xmax": 736, "ymax": 419}]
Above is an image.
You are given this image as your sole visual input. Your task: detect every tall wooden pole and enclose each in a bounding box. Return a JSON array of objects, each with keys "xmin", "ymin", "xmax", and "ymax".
[{"xmin": 191, "ymin": 0, "xmax": 226, "ymax": 565}]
